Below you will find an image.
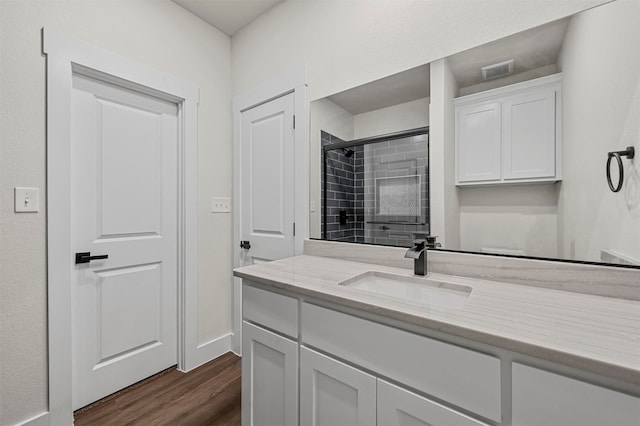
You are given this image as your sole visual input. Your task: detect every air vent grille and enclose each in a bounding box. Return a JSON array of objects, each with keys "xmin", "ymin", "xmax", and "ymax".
[{"xmin": 481, "ymin": 59, "xmax": 514, "ymax": 81}]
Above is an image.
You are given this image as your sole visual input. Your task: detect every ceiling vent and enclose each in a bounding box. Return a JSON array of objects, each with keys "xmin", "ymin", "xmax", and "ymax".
[{"xmin": 481, "ymin": 59, "xmax": 514, "ymax": 81}]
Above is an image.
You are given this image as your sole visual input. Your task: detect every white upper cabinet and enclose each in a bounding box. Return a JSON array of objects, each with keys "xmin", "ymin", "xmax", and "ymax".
[
  {"xmin": 455, "ymin": 74, "xmax": 562, "ymax": 186},
  {"xmin": 457, "ymin": 101, "xmax": 502, "ymax": 183}
]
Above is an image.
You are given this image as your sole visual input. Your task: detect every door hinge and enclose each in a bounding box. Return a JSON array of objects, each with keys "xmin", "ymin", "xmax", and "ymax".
[
  {"xmin": 293, "ymin": 115, "xmax": 296, "ymax": 129},
  {"xmin": 293, "ymin": 222, "xmax": 296, "ymax": 236}
]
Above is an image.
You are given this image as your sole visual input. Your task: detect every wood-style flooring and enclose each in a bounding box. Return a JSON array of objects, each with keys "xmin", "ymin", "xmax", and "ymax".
[{"xmin": 74, "ymin": 352, "xmax": 241, "ymax": 425}]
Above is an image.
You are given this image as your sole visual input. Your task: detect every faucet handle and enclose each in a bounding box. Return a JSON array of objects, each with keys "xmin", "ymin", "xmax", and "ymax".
[
  {"xmin": 425, "ymin": 235, "xmax": 441, "ymax": 249},
  {"xmin": 412, "ymin": 239, "xmax": 426, "ymax": 249}
]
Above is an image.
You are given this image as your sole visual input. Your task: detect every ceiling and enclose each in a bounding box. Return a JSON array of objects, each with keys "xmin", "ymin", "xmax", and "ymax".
[
  {"xmin": 173, "ymin": 0, "xmax": 283, "ymax": 36},
  {"xmin": 448, "ymin": 18, "xmax": 570, "ymax": 88},
  {"xmin": 328, "ymin": 65, "xmax": 431, "ymax": 115},
  {"xmin": 325, "ymin": 17, "xmax": 569, "ymax": 115}
]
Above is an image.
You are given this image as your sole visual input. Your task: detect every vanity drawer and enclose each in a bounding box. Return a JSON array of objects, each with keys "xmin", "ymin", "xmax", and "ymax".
[
  {"xmin": 301, "ymin": 302, "xmax": 501, "ymax": 422},
  {"xmin": 243, "ymin": 282, "xmax": 298, "ymax": 338}
]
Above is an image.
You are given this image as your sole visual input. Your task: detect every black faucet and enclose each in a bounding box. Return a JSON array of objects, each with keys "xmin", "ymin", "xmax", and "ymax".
[
  {"xmin": 405, "ymin": 239, "xmax": 427, "ymax": 276},
  {"xmin": 426, "ymin": 235, "xmax": 441, "ymax": 249}
]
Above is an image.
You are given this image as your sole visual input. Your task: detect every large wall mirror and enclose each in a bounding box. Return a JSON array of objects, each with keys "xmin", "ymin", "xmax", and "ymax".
[{"xmin": 310, "ymin": 0, "xmax": 640, "ymax": 267}]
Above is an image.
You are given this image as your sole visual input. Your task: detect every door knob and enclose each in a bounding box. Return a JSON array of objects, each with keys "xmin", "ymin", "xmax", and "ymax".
[
  {"xmin": 239, "ymin": 240, "xmax": 251, "ymax": 250},
  {"xmin": 75, "ymin": 252, "xmax": 109, "ymax": 264}
]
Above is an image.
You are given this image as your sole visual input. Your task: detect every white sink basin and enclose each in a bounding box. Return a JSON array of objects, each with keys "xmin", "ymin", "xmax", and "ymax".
[{"xmin": 339, "ymin": 271, "xmax": 472, "ymax": 309}]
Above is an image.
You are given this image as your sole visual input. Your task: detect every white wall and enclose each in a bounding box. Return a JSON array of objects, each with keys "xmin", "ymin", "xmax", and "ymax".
[
  {"xmin": 231, "ymin": 0, "xmax": 607, "ymax": 101},
  {"xmin": 459, "ymin": 186, "xmax": 559, "ymax": 257},
  {"xmin": 558, "ymin": 0, "xmax": 640, "ymax": 263},
  {"xmin": 353, "ymin": 98, "xmax": 429, "ymax": 139},
  {"xmin": 0, "ymin": 1, "xmax": 231, "ymax": 424},
  {"xmin": 430, "ymin": 58, "xmax": 461, "ymax": 249},
  {"xmin": 309, "ymin": 98, "xmax": 354, "ymax": 238}
]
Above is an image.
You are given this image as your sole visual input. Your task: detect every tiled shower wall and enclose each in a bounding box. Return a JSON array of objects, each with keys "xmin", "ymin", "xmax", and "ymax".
[
  {"xmin": 363, "ymin": 134, "xmax": 429, "ymax": 247},
  {"xmin": 322, "ymin": 130, "xmax": 429, "ymax": 247},
  {"xmin": 321, "ymin": 131, "xmax": 363, "ymax": 242}
]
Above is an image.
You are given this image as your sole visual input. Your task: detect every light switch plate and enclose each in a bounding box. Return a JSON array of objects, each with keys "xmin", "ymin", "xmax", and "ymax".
[
  {"xmin": 211, "ymin": 197, "xmax": 231, "ymax": 213},
  {"xmin": 15, "ymin": 187, "xmax": 40, "ymax": 213}
]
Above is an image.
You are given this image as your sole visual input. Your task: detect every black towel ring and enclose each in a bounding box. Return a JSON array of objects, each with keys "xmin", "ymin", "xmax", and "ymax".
[{"xmin": 607, "ymin": 146, "xmax": 635, "ymax": 193}]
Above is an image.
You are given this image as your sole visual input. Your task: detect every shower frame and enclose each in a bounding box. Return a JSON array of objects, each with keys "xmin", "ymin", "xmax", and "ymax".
[{"xmin": 322, "ymin": 126, "xmax": 430, "ymax": 242}]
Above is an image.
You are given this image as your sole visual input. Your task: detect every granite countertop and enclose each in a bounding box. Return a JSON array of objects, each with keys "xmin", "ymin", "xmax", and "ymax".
[{"xmin": 234, "ymin": 255, "xmax": 640, "ymax": 385}]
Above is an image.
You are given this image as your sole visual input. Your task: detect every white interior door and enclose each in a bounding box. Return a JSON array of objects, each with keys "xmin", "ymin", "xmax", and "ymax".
[
  {"xmin": 240, "ymin": 93, "xmax": 296, "ymax": 265},
  {"xmin": 70, "ymin": 72, "xmax": 178, "ymax": 410}
]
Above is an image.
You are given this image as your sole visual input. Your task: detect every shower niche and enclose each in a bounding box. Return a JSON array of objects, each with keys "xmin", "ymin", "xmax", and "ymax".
[{"xmin": 322, "ymin": 128, "xmax": 429, "ymax": 247}]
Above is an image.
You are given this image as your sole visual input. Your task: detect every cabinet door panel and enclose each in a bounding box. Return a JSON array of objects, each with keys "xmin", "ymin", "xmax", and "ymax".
[
  {"xmin": 377, "ymin": 380, "xmax": 489, "ymax": 426},
  {"xmin": 457, "ymin": 101, "xmax": 502, "ymax": 183},
  {"xmin": 512, "ymin": 363, "xmax": 640, "ymax": 426},
  {"xmin": 300, "ymin": 346, "xmax": 376, "ymax": 426},
  {"xmin": 242, "ymin": 321, "xmax": 298, "ymax": 426},
  {"xmin": 503, "ymin": 89, "xmax": 556, "ymax": 179}
]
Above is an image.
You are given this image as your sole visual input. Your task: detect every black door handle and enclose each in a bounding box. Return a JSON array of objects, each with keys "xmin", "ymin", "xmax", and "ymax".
[{"xmin": 75, "ymin": 252, "xmax": 109, "ymax": 264}]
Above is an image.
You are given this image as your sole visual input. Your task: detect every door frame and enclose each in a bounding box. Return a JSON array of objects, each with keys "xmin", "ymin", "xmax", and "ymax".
[
  {"xmin": 232, "ymin": 68, "xmax": 308, "ymax": 354},
  {"xmin": 44, "ymin": 28, "xmax": 199, "ymax": 425}
]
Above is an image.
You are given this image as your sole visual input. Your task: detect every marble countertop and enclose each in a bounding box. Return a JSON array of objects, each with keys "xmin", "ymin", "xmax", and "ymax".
[{"xmin": 234, "ymin": 255, "xmax": 640, "ymax": 385}]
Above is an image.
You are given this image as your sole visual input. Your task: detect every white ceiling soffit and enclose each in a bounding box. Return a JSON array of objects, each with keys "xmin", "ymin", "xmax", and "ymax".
[
  {"xmin": 173, "ymin": 0, "xmax": 283, "ymax": 36},
  {"xmin": 328, "ymin": 65, "xmax": 431, "ymax": 115},
  {"xmin": 448, "ymin": 17, "xmax": 570, "ymax": 89}
]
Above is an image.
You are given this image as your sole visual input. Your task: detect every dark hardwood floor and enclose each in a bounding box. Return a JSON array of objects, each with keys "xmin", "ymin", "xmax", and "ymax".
[{"xmin": 74, "ymin": 352, "xmax": 241, "ymax": 425}]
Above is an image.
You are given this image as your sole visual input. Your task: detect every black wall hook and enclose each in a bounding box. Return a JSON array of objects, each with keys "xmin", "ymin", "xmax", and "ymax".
[{"xmin": 607, "ymin": 146, "xmax": 635, "ymax": 192}]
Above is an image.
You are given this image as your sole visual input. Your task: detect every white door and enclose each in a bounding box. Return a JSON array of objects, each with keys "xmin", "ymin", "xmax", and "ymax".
[
  {"xmin": 241, "ymin": 321, "xmax": 298, "ymax": 426},
  {"xmin": 300, "ymin": 347, "xmax": 376, "ymax": 426},
  {"xmin": 70, "ymin": 72, "xmax": 178, "ymax": 409},
  {"xmin": 240, "ymin": 93, "xmax": 296, "ymax": 265}
]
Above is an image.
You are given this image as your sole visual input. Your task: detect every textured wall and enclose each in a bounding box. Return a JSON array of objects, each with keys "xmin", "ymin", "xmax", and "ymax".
[{"xmin": 0, "ymin": 1, "xmax": 231, "ymax": 424}]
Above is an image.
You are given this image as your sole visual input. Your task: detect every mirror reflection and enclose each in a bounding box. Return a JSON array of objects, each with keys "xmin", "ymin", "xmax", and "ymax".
[
  {"xmin": 310, "ymin": 1, "xmax": 640, "ymax": 266},
  {"xmin": 322, "ymin": 128, "xmax": 429, "ymax": 247}
]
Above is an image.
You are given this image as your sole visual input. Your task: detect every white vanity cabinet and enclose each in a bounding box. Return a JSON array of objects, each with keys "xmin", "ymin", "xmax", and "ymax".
[
  {"xmin": 241, "ymin": 280, "xmax": 639, "ymax": 426},
  {"xmin": 512, "ymin": 363, "xmax": 640, "ymax": 426},
  {"xmin": 377, "ymin": 379, "xmax": 489, "ymax": 426},
  {"xmin": 241, "ymin": 285, "xmax": 299, "ymax": 426},
  {"xmin": 299, "ymin": 346, "xmax": 489, "ymax": 426},
  {"xmin": 300, "ymin": 347, "xmax": 376, "ymax": 426},
  {"xmin": 455, "ymin": 74, "xmax": 562, "ymax": 186},
  {"xmin": 301, "ymin": 301, "xmax": 502, "ymax": 422}
]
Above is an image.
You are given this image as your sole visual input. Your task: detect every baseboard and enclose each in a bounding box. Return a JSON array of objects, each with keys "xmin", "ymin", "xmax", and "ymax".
[
  {"xmin": 16, "ymin": 411, "xmax": 49, "ymax": 426},
  {"xmin": 231, "ymin": 345, "xmax": 241, "ymax": 357},
  {"xmin": 183, "ymin": 332, "xmax": 233, "ymax": 371}
]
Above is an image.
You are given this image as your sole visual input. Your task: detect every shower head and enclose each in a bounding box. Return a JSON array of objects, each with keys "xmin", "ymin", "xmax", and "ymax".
[{"xmin": 343, "ymin": 148, "xmax": 354, "ymax": 158}]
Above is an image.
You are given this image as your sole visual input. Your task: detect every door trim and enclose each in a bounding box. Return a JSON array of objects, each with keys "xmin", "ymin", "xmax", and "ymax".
[
  {"xmin": 232, "ymin": 68, "xmax": 308, "ymax": 354},
  {"xmin": 44, "ymin": 28, "xmax": 199, "ymax": 425}
]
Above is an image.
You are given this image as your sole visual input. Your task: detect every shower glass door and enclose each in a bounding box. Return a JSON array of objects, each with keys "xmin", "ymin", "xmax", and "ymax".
[{"xmin": 321, "ymin": 128, "xmax": 429, "ymax": 248}]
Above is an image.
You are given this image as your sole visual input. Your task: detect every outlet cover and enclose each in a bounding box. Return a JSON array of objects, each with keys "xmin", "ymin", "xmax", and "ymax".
[
  {"xmin": 211, "ymin": 197, "xmax": 231, "ymax": 213},
  {"xmin": 15, "ymin": 187, "xmax": 40, "ymax": 213}
]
